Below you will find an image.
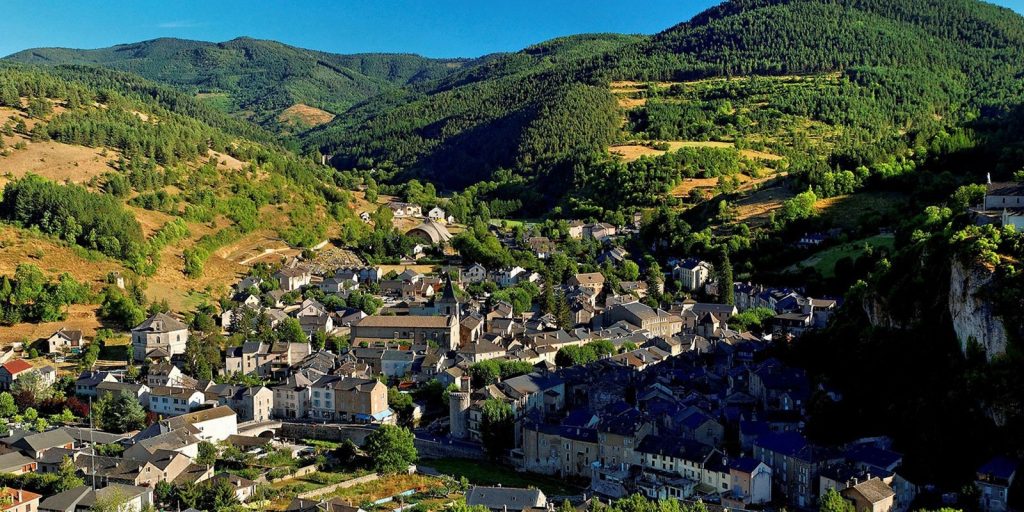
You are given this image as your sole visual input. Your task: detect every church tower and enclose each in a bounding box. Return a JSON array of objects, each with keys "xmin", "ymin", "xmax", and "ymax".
[{"xmin": 437, "ymin": 273, "xmax": 460, "ymax": 321}]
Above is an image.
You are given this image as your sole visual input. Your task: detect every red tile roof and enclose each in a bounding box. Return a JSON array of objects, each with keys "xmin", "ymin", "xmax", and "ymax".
[{"xmin": 1, "ymin": 359, "xmax": 33, "ymax": 375}]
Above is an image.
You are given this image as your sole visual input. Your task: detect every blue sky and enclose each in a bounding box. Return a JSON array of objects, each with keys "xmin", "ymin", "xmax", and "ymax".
[{"xmin": 2, "ymin": 0, "xmax": 1024, "ymax": 58}]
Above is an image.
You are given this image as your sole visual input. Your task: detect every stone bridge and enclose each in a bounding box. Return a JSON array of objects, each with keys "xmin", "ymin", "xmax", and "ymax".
[{"xmin": 237, "ymin": 420, "xmax": 282, "ymax": 438}]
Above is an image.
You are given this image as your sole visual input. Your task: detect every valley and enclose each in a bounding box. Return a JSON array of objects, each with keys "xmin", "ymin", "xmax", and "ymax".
[{"xmin": 0, "ymin": 1, "xmax": 1021, "ymax": 512}]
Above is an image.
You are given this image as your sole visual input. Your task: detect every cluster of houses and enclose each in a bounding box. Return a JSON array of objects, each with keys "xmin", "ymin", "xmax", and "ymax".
[
  {"xmin": 0, "ymin": 403, "xmax": 266, "ymax": 512},
  {"xmin": 0, "ymin": 198, "xmax": 1017, "ymax": 512}
]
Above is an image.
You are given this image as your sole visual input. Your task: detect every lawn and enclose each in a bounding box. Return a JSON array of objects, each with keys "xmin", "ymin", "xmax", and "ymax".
[
  {"xmin": 422, "ymin": 458, "xmax": 584, "ymax": 496},
  {"xmin": 795, "ymin": 234, "xmax": 895, "ymax": 278}
]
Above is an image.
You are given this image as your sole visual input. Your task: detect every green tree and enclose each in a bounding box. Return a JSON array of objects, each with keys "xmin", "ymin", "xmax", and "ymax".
[
  {"xmin": 480, "ymin": 399, "xmax": 514, "ymax": 460},
  {"xmin": 12, "ymin": 371, "xmax": 52, "ymax": 405},
  {"xmin": 196, "ymin": 441, "xmax": 218, "ymax": 466},
  {"xmin": 620, "ymin": 260, "xmax": 640, "ymax": 281},
  {"xmin": 0, "ymin": 83, "xmax": 18, "ymax": 107},
  {"xmin": 363, "ymin": 424, "xmax": 417, "ymax": 474},
  {"xmin": 54, "ymin": 455, "xmax": 85, "ymax": 492},
  {"xmin": 718, "ymin": 251, "xmax": 734, "ymax": 305},
  {"xmin": 820, "ymin": 488, "xmax": 855, "ymax": 512},
  {"xmin": 388, "ymin": 387, "xmax": 415, "ymax": 427},
  {"xmin": 469, "ymin": 360, "xmax": 501, "ymax": 388},
  {"xmin": 0, "ymin": 392, "xmax": 17, "ymax": 417},
  {"xmin": 99, "ymin": 390, "xmax": 147, "ymax": 433},
  {"xmin": 275, "ymin": 317, "xmax": 307, "ymax": 343}
]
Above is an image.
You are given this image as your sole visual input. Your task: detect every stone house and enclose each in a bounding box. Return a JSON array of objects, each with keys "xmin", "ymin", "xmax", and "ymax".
[
  {"xmin": 570, "ymin": 272, "xmax": 606, "ymax": 296},
  {"xmin": 131, "ymin": 313, "xmax": 189, "ymax": 361},
  {"xmin": 352, "ymin": 315, "xmax": 461, "ymax": 350},
  {"xmin": 276, "ymin": 266, "xmax": 312, "ymax": 292}
]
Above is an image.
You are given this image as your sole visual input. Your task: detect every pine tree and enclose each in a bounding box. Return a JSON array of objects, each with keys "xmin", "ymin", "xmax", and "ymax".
[
  {"xmin": 719, "ymin": 250, "xmax": 735, "ymax": 305},
  {"xmin": 555, "ymin": 289, "xmax": 571, "ymax": 328},
  {"xmin": 0, "ymin": 83, "xmax": 18, "ymax": 108}
]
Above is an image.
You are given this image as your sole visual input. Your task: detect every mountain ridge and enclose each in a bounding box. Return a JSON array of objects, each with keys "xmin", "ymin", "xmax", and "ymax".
[{"xmin": 5, "ymin": 36, "xmax": 476, "ymax": 129}]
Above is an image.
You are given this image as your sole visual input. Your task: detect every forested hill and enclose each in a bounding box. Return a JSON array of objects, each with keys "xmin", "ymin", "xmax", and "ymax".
[
  {"xmin": 5, "ymin": 37, "xmax": 472, "ymax": 128},
  {"xmin": 299, "ymin": 0, "xmax": 1024, "ymax": 201},
  {"xmin": 620, "ymin": 0, "xmax": 1024, "ymax": 93},
  {"xmin": 7, "ymin": 0, "xmax": 1024, "ymax": 206}
]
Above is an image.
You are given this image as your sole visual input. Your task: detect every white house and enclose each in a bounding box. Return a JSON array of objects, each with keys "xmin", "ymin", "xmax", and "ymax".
[
  {"xmin": 148, "ymin": 386, "xmax": 205, "ymax": 416},
  {"xmin": 47, "ymin": 328, "xmax": 85, "ymax": 356},
  {"xmin": 673, "ymin": 258, "xmax": 713, "ymax": 292},
  {"xmin": 387, "ymin": 201, "xmax": 422, "ymax": 218},
  {"xmin": 464, "ymin": 263, "xmax": 488, "ymax": 284},
  {"xmin": 497, "ymin": 267, "xmax": 530, "ymax": 288},
  {"xmin": 429, "ymin": 207, "xmax": 447, "ymax": 222}
]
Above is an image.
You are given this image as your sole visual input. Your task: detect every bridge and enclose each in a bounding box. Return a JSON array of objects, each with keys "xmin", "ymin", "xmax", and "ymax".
[{"xmin": 237, "ymin": 420, "xmax": 282, "ymax": 438}]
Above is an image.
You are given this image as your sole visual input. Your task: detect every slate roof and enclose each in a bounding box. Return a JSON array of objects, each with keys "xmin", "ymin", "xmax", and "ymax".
[
  {"xmin": 754, "ymin": 431, "xmax": 807, "ymax": 457},
  {"xmin": 844, "ymin": 444, "xmax": 903, "ymax": 471},
  {"xmin": 729, "ymin": 456, "xmax": 764, "ymax": 473},
  {"xmin": 161, "ymin": 405, "xmax": 236, "ymax": 430},
  {"xmin": 356, "ymin": 315, "xmax": 452, "ymax": 329},
  {"xmin": 0, "ymin": 451, "xmax": 35, "ymax": 471},
  {"xmin": 4, "ymin": 428, "xmax": 74, "ymax": 454},
  {"xmin": 133, "ymin": 312, "xmax": 188, "ymax": 333},
  {"xmin": 846, "ymin": 478, "xmax": 896, "ymax": 504},
  {"xmin": 39, "ymin": 485, "xmax": 92, "ymax": 511},
  {"xmin": 677, "ymin": 258, "xmax": 709, "ymax": 270},
  {"xmin": 127, "ymin": 429, "xmax": 200, "ymax": 458},
  {"xmin": 987, "ymin": 182, "xmax": 1024, "ymax": 196},
  {"xmin": 978, "ymin": 456, "xmax": 1019, "ymax": 481},
  {"xmin": 465, "ymin": 486, "xmax": 546, "ymax": 511}
]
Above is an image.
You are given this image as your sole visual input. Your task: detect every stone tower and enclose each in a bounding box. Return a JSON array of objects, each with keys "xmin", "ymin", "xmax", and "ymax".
[{"xmin": 448, "ymin": 374, "xmax": 471, "ymax": 439}]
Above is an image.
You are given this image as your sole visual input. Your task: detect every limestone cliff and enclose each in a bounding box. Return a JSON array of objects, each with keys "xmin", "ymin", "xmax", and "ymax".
[{"xmin": 948, "ymin": 259, "xmax": 1009, "ymax": 359}]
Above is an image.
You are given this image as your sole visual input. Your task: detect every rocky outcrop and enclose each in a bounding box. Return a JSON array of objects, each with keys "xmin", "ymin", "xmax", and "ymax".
[
  {"xmin": 948, "ymin": 259, "xmax": 1009, "ymax": 360},
  {"xmin": 860, "ymin": 295, "xmax": 908, "ymax": 330}
]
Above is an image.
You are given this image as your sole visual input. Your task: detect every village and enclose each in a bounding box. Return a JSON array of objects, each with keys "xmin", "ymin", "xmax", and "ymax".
[{"xmin": 0, "ymin": 180, "xmax": 1016, "ymax": 512}]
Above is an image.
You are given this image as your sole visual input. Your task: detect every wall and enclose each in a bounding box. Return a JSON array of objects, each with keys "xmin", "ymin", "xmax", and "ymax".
[
  {"xmin": 413, "ymin": 437, "xmax": 485, "ymax": 460},
  {"xmin": 295, "ymin": 472, "xmax": 380, "ymax": 499}
]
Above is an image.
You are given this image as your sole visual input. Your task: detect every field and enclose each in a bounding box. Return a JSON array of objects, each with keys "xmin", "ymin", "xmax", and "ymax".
[
  {"xmin": 731, "ymin": 179, "xmax": 798, "ymax": 226},
  {"xmin": 816, "ymin": 191, "xmax": 906, "ymax": 231},
  {"xmin": 423, "ymin": 458, "xmax": 584, "ymax": 496},
  {"xmin": 610, "ymin": 140, "xmax": 783, "ymax": 164},
  {"xmin": 278, "ymin": 103, "xmax": 336, "ymax": 128},
  {"xmin": 789, "ymin": 234, "xmax": 896, "ymax": 277},
  {"xmin": 0, "ymin": 304, "xmax": 104, "ymax": 346},
  {"xmin": 1, "ymin": 106, "xmax": 119, "ymax": 186}
]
